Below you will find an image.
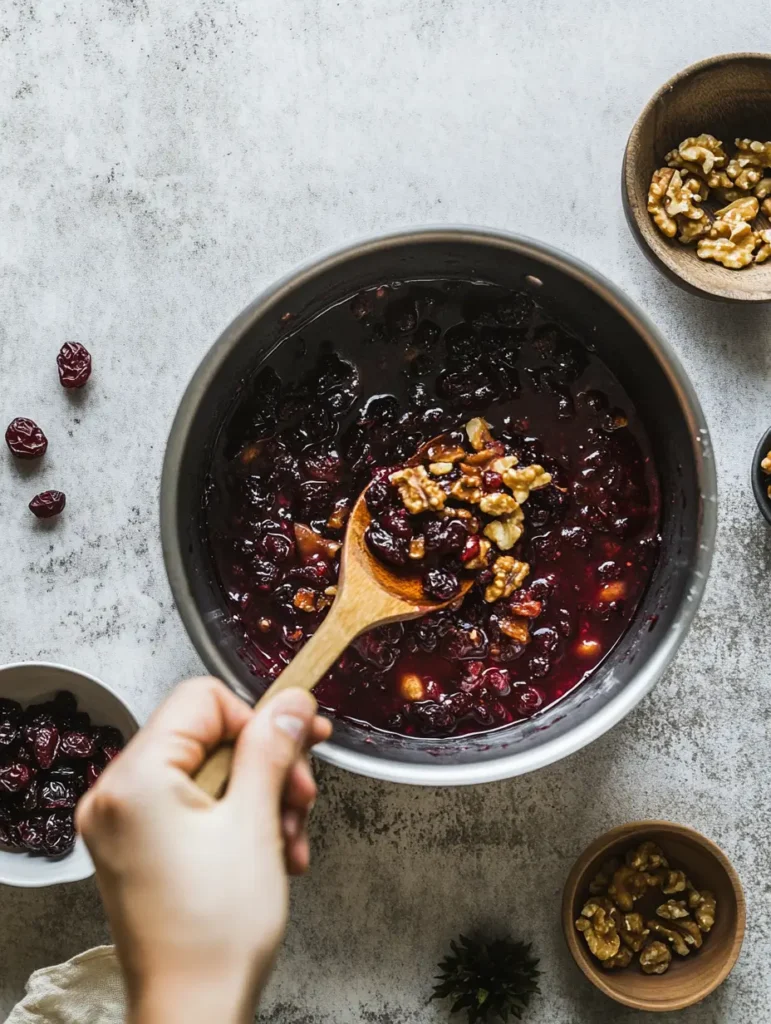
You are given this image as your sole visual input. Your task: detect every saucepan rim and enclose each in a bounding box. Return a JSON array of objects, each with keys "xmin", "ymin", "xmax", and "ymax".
[{"xmin": 160, "ymin": 225, "xmax": 716, "ymax": 786}]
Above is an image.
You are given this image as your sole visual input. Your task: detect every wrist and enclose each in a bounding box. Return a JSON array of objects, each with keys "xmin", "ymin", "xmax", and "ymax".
[{"xmin": 129, "ymin": 972, "xmax": 258, "ymax": 1024}]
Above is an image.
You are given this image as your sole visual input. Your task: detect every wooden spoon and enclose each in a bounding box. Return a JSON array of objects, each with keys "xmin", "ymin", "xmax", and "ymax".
[{"xmin": 194, "ymin": 472, "xmax": 473, "ymax": 797}]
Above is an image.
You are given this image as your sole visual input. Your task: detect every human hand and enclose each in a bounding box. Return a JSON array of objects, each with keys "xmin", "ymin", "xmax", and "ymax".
[{"xmin": 76, "ymin": 676, "xmax": 332, "ymax": 1024}]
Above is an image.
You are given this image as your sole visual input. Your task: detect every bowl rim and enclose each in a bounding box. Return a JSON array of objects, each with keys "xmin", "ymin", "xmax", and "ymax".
[
  {"xmin": 562, "ymin": 819, "xmax": 746, "ymax": 1011},
  {"xmin": 622, "ymin": 50, "xmax": 771, "ymax": 303},
  {"xmin": 160, "ymin": 225, "xmax": 717, "ymax": 786},
  {"xmin": 751, "ymin": 426, "xmax": 771, "ymax": 524},
  {"xmin": 0, "ymin": 660, "xmax": 139, "ymax": 887}
]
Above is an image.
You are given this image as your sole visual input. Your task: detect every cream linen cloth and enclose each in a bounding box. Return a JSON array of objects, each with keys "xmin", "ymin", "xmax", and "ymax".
[{"xmin": 6, "ymin": 946, "xmax": 126, "ymax": 1024}]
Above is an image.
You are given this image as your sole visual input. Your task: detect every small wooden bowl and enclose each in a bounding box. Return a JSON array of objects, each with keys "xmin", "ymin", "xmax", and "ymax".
[
  {"xmin": 751, "ymin": 426, "xmax": 771, "ymax": 524},
  {"xmin": 562, "ymin": 821, "xmax": 745, "ymax": 1012},
  {"xmin": 624, "ymin": 52, "xmax": 771, "ymax": 302}
]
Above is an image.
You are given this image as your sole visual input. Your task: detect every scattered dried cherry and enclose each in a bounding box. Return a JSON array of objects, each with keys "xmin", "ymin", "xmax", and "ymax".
[
  {"xmin": 29, "ymin": 491, "xmax": 66, "ymax": 518},
  {"xmin": 56, "ymin": 341, "xmax": 92, "ymax": 388},
  {"xmin": 5, "ymin": 418, "xmax": 48, "ymax": 459}
]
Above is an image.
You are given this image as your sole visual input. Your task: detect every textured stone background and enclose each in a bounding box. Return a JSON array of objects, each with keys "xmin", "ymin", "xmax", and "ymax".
[{"xmin": 1, "ymin": 2, "xmax": 770, "ymax": 1020}]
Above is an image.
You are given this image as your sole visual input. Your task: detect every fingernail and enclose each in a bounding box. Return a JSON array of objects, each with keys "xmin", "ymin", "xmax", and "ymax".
[
  {"xmin": 275, "ymin": 713, "xmax": 306, "ymax": 741},
  {"xmin": 283, "ymin": 809, "xmax": 301, "ymax": 839}
]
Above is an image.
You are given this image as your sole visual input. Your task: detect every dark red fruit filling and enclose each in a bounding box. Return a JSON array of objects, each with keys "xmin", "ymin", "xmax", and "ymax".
[
  {"xmin": 56, "ymin": 342, "xmax": 92, "ymax": 389},
  {"xmin": 206, "ymin": 282, "xmax": 660, "ymax": 737},
  {"xmin": 29, "ymin": 490, "xmax": 66, "ymax": 518},
  {"xmin": 5, "ymin": 418, "xmax": 48, "ymax": 459},
  {"xmin": 0, "ymin": 691, "xmax": 124, "ymax": 857}
]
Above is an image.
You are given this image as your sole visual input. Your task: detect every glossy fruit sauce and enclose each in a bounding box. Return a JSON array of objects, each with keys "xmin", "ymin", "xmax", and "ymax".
[{"xmin": 205, "ymin": 281, "xmax": 660, "ymax": 737}]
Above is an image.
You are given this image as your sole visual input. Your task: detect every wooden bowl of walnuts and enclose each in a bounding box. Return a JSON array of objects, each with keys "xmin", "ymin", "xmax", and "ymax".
[
  {"xmin": 624, "ymin": 53, "xmax": 771, "ymax": 301},
  {"xmin": 562, "ymin": 821, "xmax": 745, "ymax": 1011}
]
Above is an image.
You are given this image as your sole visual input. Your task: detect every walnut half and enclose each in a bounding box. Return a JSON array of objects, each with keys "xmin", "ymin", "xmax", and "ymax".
[
  {"xmin": 484, "ymin": 556, "xmax": 529, "ymax": 603},
  {"xmin": 575, "ymin": 899, "xmax": 621, "ymax": 961},
  {"xmin": 390, "ymin": 464, "xmax": 447, "ymax": 514},
  {"xmin": 640, "ymin": 940, "xmax": 672, "ymax": 975}
]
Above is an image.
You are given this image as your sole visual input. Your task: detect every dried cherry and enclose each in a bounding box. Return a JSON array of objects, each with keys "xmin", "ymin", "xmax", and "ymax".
[
  {"xmin": 29, "ymin": 491, "xmax": 66, "ymax": 518},
  {"xmin": 5, "ymin": 418, "xmax": 48, "ymax": 459},
  {"xmin": 56, "ymin": 341, "xmax": 92, "ymax": 388}
]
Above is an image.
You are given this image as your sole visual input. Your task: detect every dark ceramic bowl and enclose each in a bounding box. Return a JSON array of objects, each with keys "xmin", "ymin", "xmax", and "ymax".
[
  {"xmin": 161, "ymin": 227, "xmax": 717, "ymax": 786},
  {"xmin": 752, "ymin": 426, "xmax": 771, "ymax": 523}
]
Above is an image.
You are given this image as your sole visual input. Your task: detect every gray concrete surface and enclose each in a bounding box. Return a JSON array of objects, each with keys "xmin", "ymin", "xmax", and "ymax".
[{"xmin": 1, "ymin": 2, "xmax": 770, "ymax": 1020}]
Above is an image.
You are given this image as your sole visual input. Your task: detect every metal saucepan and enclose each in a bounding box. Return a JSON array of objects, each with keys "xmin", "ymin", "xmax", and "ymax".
[{"xmin": 160, "ymin": 227, "xmax": 716, "ymax": 786}]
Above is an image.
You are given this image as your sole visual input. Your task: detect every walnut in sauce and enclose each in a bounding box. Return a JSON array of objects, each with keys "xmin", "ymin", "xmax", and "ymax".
[
  {"xmin": 648, "ymin": 135, "xmax": 771, "ymax": 268},
  {"xmin": 576, "ymin": 840, "xmax": 717, "ymax": 975},
  {"xmin": 364, "ymin": 417, "xmax": 552, "ymax": 605}
]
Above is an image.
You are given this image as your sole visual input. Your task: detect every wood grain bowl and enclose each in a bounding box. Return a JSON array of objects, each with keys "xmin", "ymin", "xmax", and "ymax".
[
  {"xmin": 562, "ymin": 820, "xmax": 745, "ymax": 1011},
  {"xmin": 624, "ymin": 52, "xmax": 771, "ymax": 301}
]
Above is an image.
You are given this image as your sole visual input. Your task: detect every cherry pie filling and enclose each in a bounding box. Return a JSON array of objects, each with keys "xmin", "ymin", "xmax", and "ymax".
[{"xmin": 206, "ymin": 281, "xmax": 660, "ymax": 737}]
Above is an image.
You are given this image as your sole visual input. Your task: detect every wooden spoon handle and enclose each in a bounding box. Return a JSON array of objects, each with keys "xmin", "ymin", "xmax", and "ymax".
[{"xmin": 193, "ymin": 598, "xmax": 357, "ymax": 798}]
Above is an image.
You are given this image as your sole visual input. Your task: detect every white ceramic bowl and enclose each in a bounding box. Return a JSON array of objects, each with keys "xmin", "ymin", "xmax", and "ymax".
[{"xmin": 0, "ymin": 662, "xmax": 139, "ymax": 887}]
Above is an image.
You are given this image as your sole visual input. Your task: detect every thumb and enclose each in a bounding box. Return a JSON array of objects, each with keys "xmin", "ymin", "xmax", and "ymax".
[{"xmin": 227, "ymin": 688, "xmax": 317, "ymax": 810}]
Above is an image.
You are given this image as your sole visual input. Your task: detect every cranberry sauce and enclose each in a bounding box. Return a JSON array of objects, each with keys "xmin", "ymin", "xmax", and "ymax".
[{"xmin": 205, "ymin": 281, "xmax": 660, "ymax": 737}]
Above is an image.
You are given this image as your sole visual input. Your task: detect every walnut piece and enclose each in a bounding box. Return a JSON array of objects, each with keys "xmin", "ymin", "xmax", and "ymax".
[
  {"xmin": 293, "ymin": 523, "xmax": 341, "ymax": 562},
  {"xmin": 648, "ymin": 168, "xmax": 677, "ymax": 238},
  {"xmin": 667, "ymin": 134, "xmax": 727, "ymax": 176},
  {"xmin": 665, "ymin": 169, "xmax": 705, "ymax": 221},
  {"xmin": 588, "ymin": 857, "xmax": 620, "ymax": 895},
  {"xmin": 499, "ymin": 615, "xmax": 530, "ymax": 644},
  {"xmin": 450, "ymin": 470, "xmax": 483, "ymax": 504},
  {"xmin": 501, "ymin": 464, "xmax": 552, "ymax": 504},
  {"xmin": 661, "ymin": 869, "xmax": 687, "ymax": 895},
  {"xmin": 399, "ymin": 673, "xmax": 425, "ymax": 702},
  {"xmin": 489, "ymin": 454, "xmax": 518, "ymax": 474},
  {"xmin": 390, "ymin": 464, "xmax": 446, "ymax": 514},
  {"xmin": 425, "ymin": 440, "xmax": 467, "ymax": 464},
  {"xmin": 675, "ymin": 919, "xmax": 703, "ymax": 949},
  {"xmin": 464, "ymin": 537, "xmax": 492, "ymax": 570},
  {"xmin": 755, "ymin": 229, "xmax": 771, "ymax": 264},
  {"xmin": 608, "ymin": 865, "xmax": 655, "ymax": 912},
  {"xmin": 763, "ymin": 198, "xmax": 771, "ymax": 219},
  {"xmin": 428, "ymin": 461, "xmax": 454, "ymax": 476},
  {"xmin": 600, "ymin": 946, "xmax": 633, "ymax": 970},
  {"xmin": 293, "ymin": 588, "xmax": 317, "ymax": 613},
  {"xmin": 697, "ymin": 233, "xmax": 757, "ymax": 269},
  {"xmin": 640, "ymin": 940, "xmax": 672, "ymax": 975},
  {"xmin": 647, "ymin": 920, "xmax": 691, "ymax": 957},
  {"xmin": 626, "ymin": 841, "xmax": 668, "ymax": 872},
  {"xmin": 483, "ymin": 508, "xmax": 524, "ymax": 551},
  {"xmin": 484, "ymin": 556, "xmax": 529, "ymax": 603},
  {"xmin": 708, "ymin": 170, "xmax": 736, "ymax": 190},
  {"xmin": 677, "ymin": 216, "xmax": 710, "ymax": 244},
  {"xmin": 726, "ymin": 158, "xmax": 763, "ymax": 191},
  {"xmin": 735, "ymin": 137, "xmax": 771, "ymax": 167},
  {"xmin": 575, "ymin": 899, "xmax": 621, "ymax": 961},
  {"xmin": 755, "ymin": 177, "xmax": 771, "ymax": 199},
  {"xmin": 465, "ymin": 416, "xmax": 494, "ymax": 451},
  {"xmin": 693, "ymin": 890, "xmax": 717, "ymax": 933},
  {"xmin": 326, "ymin": 499, "xmax": 350, "ymax": 531},
  {"xmin": 713, "ymin": 196, "xmax": 759, "ymax": 241},
  {"xmin": 620, "ymin": 912, "xmax": 649, "ymax": 953},
  {"xmin": 479, "ymin": 491, "xmax": 519, "ymax": 516},
  {"xmin": 409, "ymin": 536, "xmax": 426, "ymax": 560},
  {"xmin": 656, "ymin": 899, "xmax": 689, "ymax": 921}
]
